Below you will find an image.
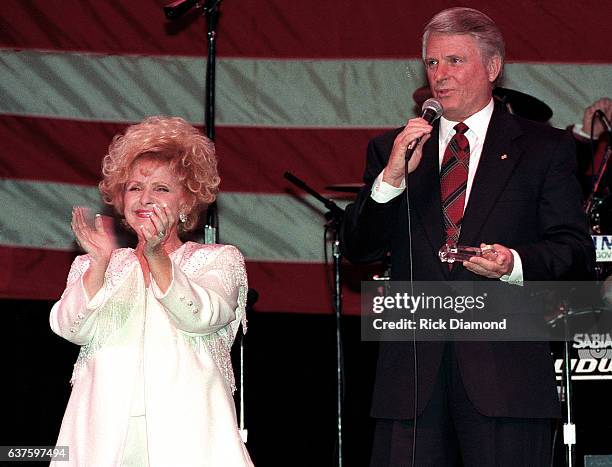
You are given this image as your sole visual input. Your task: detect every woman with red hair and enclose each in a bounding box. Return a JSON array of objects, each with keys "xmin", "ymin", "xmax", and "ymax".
[{"xmin": 50, "ymin": 116, "xmax": 253, "ymax": 466}]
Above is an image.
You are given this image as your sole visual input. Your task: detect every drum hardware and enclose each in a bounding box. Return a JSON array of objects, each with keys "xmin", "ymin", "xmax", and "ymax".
[
  {"xmin": 284, "ymin": 171, "xmax": 346, "ymax": 467},
  {"xmin": 546, "ymin": 304, "xmax": 605, "ymax": 327},
  {"xmin": 546, "ymin": 287, "xmax": 612, "ymax": 467},
  {"xmin": 585, "ymin": 139, "xmax": 612, "ymax": 229},
  {"xmin": 585, "ymin": 136, "xmax": 612, "ymax": 285}
]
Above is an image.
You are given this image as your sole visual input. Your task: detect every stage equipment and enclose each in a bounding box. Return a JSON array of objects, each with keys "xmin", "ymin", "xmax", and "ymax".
[
  {"xmin": 492, "ymin": 87, "xmax": 553, "ymax": 123},
  {"xmin": 559, "ymin": 118, "xmax": 611, "ymax": 463},
  {"xmin": 585, "ymin": 116, "xmax": 612, "ymax": 283},
  {"xmin": 163, "ymin": 0, "xmax": 251, "ymax": 444},
  {"xmin": 284, "ymin": 171, "xmax": 346, "ymax": 467}
]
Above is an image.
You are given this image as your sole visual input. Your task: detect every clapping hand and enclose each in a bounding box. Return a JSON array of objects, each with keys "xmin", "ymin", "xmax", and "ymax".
[
  {"xmin": 72, "ymin": 207, "xmax": 117, "ymax": 262},
  {"xmin": 136, "ymin": 203, "xmax": 174, "ymax": 257}
]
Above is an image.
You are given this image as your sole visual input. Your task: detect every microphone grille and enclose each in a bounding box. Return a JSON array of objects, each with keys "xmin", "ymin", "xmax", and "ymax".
[{"xmin": 422, "ymin": 98, "xmax": 444, "ymax": 119}]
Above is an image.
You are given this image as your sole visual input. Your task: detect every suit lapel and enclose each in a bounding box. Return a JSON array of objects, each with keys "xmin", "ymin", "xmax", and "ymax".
[{"xmin": 459, "ymin": 103, "xmax": 524, "ymax": 247}]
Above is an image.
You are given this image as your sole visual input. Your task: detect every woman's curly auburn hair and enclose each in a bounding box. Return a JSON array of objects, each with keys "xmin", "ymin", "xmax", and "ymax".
[{"xmin": 99, "ymin": 116, "xmax": 220, "ymax": 232}]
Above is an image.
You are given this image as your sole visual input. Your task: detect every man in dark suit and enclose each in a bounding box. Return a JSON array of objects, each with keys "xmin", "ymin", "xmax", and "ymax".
[{"xmin": 341, "ymin": 7, "xmax": 595, "ymax": 466}]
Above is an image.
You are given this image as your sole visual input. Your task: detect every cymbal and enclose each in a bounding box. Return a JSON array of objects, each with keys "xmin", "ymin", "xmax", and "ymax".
[
  {"xmin": 493, "ymin": 87, "xmax": 553, "ymax": 123},
  {"xmin": 325, "ymin": 183, "xmax": 363, "ymax": 193},
  {"xmin": 412, "ymin": 85, "xmax": 553, "ymax": 123}
]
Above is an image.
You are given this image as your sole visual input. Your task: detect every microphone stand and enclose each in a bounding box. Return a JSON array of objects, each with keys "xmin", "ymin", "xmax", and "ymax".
[
  {"xmin": 202, "ymin": 0, "xmax": 249, "ymax": 442},
  {"xmin": 164, "ymin": 0, "xmax": 250, "ymax": 444},
  {"xmin": 549, "ymin": 301, "xmax": 577, "ymax": 467},
  {"xmin": 284, "ymin": 171, "xmax": 345, "ymax": 467},
  {"xmin": 163, "ymin": 0, "xmax": 221, "ymax": 240},
  {"xmin": 563, "ymin": 308, "xmax": 576, "ymax": 467},
  {"xmin": 584, "ymin": 143, "xmax": 612, "ymax": 223},
  {"xmin": 561, "ymin": 133, "xmax": 610, "ymax": 467},
  {"xmin": 202, "ymin": 0, "xmax": 221, "ymax": 242},
  {"xmin": 584, "ymin": 110, "xmax": 612, "ymax": 241},
  {"xmin": 571, "ymin": 134, "xmax": 612, "ymax": 465}
]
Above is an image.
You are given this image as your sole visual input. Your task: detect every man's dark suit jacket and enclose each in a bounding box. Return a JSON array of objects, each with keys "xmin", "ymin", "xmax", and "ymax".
[{"xmin": 342, "ymin": 102, "xmax": 595, "ymax": 420}]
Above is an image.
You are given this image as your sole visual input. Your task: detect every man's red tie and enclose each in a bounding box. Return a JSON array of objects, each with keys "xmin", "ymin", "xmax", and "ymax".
[{"xmin": 440, "ymin": 122, "xmax": 470, "ymax": 244}]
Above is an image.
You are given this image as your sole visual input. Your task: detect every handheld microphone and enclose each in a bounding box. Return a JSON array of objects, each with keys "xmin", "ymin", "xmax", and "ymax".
[
  {"xmin": 405, "ymin": 98, "xmax": 444, "ymax": 161},
  {"xmin": 421, "ymin": 98, "xmax": 444, "ymax": 125}
]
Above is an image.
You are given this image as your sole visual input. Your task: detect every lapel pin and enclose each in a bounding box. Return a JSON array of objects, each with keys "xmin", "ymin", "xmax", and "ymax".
[{"xmin": 500, "ymin": 154, "xmax": 508, "ymax": 160}]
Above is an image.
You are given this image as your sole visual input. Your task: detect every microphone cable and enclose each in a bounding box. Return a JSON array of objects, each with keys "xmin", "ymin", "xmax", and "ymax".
[
  {"xmin": 403, "ymin": 97, "xmax": 442, "ymax": 467},
  {"xmin": 404, "ymin": 136, "xmax": 419, "ymax": 467}
]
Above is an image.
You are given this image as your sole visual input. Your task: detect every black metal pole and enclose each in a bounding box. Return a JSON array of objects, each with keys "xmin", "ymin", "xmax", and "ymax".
[
  {"xmin": 163, "ymin": 0, "xmax": 221, "ymax": 241},
  {"xmin": 200, "ymin": 2, "xmax": 253, "ymax": 445},
  {"xmin": 562, "ymin": 305, "xmax": 576, "ymax": 467},
  {"xmin": 331, "ymin": 222, "xmax": 344, "ymax": 467},
  {"xmin": 204, "ymin": 0, "xmax": 218, "ymax": 141},
  {"xmin": 203, "ymin": 0, "xmax": 220, "ymax": 242},
  {"xmin": 584, "ymin": 144, "xmax": 612, "ymax": 221},
  {"xmin": 284, "ymin": 171, "xmax": 344, "ymax": 466}
]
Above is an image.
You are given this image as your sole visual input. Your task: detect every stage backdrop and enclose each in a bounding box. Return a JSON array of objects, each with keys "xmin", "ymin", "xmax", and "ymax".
[{"xmin": 1, "ymin": 0, "xmax": 610, "ymax": 313}]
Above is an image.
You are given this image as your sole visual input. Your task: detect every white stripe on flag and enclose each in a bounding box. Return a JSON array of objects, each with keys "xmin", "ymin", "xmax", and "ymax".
[
  {"xmin": 0, "ymin": 179, "xmax": 349, "ymax": 262},
  {"xmin": 1, "ymin": 49, "xmax": 610, "ymax": 129}
]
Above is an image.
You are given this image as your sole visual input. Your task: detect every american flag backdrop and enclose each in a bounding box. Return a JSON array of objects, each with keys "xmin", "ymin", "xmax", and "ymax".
[{"xmin": 0, "ymin": 0, "xmax": 610, "ymax": 313}]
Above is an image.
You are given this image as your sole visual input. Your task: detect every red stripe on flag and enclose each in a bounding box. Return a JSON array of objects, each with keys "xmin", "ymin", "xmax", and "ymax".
[
  {"xmin": 1, "ymin": 1, "xmax": 609, "ymax": 62},
  {"xmin": 0, "ymin": 246, "xmax": 76, "ymax": 300},
  {"xmin": 0, "ymin": 246, "xmax": 379, "ymax": 314},
  {"xmin": 216, "ymin": 127, "xmax": 379, "ymax": 194},
  {"xmin": 0, "ymin": 116, "xmax": 122, "ymax": 185},
  {"xmin": 225, "ymin": 260, "xmax": 384, "ymax": 314},
  {"xmin": 1, "ymin": 116, "xmax": 380, "ymax": 193},
  {"xmin": 0, "ymin": 1, "xmax": 206, "ymax": 57}
]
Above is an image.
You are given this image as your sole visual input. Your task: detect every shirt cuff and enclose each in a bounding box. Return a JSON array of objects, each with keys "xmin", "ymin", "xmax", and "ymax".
[
  {"xmin": 371, "ymin": 170, "xmax": 405, "ymax": 203},
  {"xmin": 572, "ymin": 123, "xmax": 596, "ymax": 141},
  {"xmin": 500, "ymin": 249, "xmax": 523, "ymax": 286}
]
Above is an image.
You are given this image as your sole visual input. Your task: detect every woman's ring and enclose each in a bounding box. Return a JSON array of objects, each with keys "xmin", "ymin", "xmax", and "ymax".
[{"xmin": 157, "ymin": 231, "xmax": 165, "ymax": 239}]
